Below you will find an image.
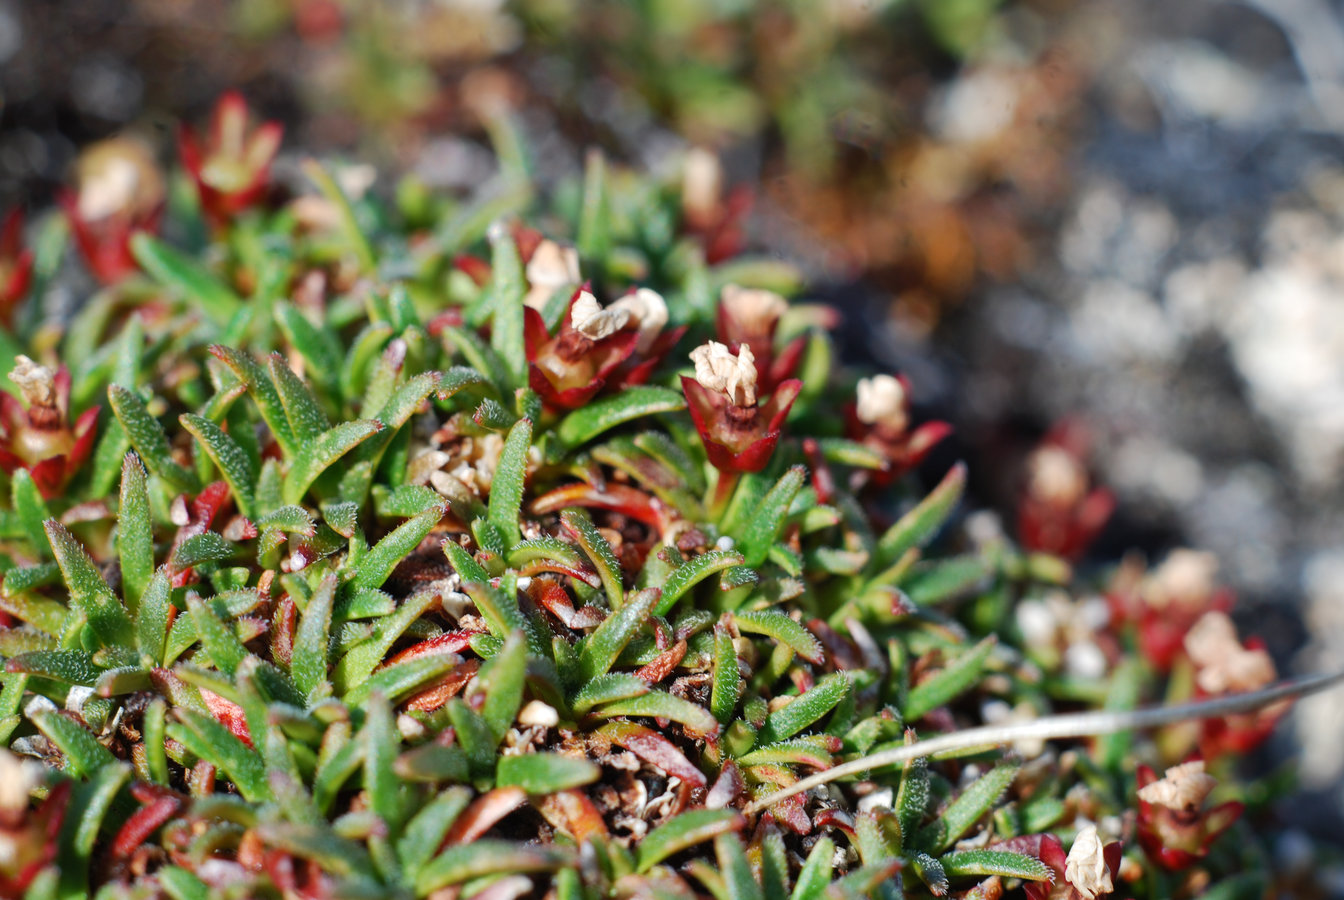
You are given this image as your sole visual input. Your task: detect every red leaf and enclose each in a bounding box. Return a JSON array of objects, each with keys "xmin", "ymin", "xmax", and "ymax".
[
  {"xmin": 441, "ymin": 786, "xmax": 527, "ymax": 847},
  {"xmin": 597, "ymin": 721, "xmax": 707, "ymax": 790},
  {"xmin": 111, "ymin": 793, "xmax": 182, "ymax": 859}
]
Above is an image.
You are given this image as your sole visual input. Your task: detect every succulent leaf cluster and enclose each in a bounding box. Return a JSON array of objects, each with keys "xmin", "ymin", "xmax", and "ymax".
[{"xmin": 0, "ymin": 96, "xmax": 1309, "ymax": 900}]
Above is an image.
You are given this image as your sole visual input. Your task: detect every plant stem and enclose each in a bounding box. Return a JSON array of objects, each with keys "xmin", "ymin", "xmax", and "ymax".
[{"xmin": 742, "ymin": 668, "xmax": 1344, "ymax": 816}]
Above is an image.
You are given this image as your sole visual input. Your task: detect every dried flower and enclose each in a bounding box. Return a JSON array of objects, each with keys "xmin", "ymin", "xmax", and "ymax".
[
  {"xmin": 525, "ymin": 287, "xmax": 639, "ymax": 409},
  {"xmin": 681, "ymin": 149, "xmax": 750, "ymax": 263},
  {"xmin": 179, "ymin": 91, "xmax": 283, "ymax": 223},
  {"xmin": 1017, "ymin": 422, "xmax": 1114, "ymax": 561},
  {"xmin": 524, "ymin": 239, "xmax": 582, "ymax": 309},
  {"xmin": 610, "ymin": 288, "xmax": 669, "ymax": 355},
  {"xmin": 682, "ymin": 341, "xmax": 801, "ymax": 473},
  {"xmin": 605, "ymin": 287, "xmax": 685, "ymax": 388},
  {"xmin": 682, "ymin": 147, "xmax": 723, "ymax": 229},
  {"xmin": 716, "ymin": 284, "xmax": 805, "ymax": 395},
  {"xmin": 62, "ymin": 136, "xmax": 165, "ymax": 284},
  {"xmin": 9, "ymin": 356, "xmax": 56, "ymax": 411},
  {"xmin": 0, "ymin": 357, "xmax": 99, "ymax": 498},
  {"xmin": 846, "ymin": 373, "xmax": 951, "ymax": 483},
  {"xmin": 1064, "ymin": 826, "xmax": 1116, "ymax": 900},
  {"xmin": 1108, "ymin": 550, "xmax": 1235, "ymax": 672},
  {"xmin": 856, "ymin": 374, "xmax": 908, "ymax": 430},
  {"xmin": 0, "ymin": 750, "xmax": 67, "ymax": 897},
  {"xmin": 1137, "ymin": 761, "xmax": 1217, "ymax": 810},
  {"xmin": 570, "ymin": 290, "xmax": 631, "ymax": 341},
  {"xmin": 0, "ymin": 750, "xmax": 43, "ymax": 824},
  {"xmin": 1136, "ymin": 760, "xmax": 1242, "ymax": 870},
  {"xmin": 690, "ymin": 341, "xmax": 758, "ymax": 406},
  {"xmin": 0, "ymin": 209, "xmax": 33, "ymax": 326},
  {"xmin": 1022, "ymin": 825, "xmax": 1122, "ymax": 900},
  {"xmin": 1185, "ymin": 612, "xmax": 1275, "ymax": 695},
  {"xmin": 1183, "ymin": 611, "xmax": 1288, "ymax": 757}
]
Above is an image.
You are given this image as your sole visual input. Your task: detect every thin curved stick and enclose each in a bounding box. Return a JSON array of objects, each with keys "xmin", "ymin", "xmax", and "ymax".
[{"xmin": 742, "ymin": 668, "xmax": 1344, "ymax": 816}]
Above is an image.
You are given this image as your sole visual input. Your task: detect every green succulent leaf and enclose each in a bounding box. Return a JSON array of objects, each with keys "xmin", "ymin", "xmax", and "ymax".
[
  {"xmin": 577, "ymin": 149, "xmax": 610, "ymax": 263},
  {"xmin": 915, "ymin": 761, "xmax": 1020, "ymax": 853},
  {"xmin": 344, "ymin": 650, "xmax": 461, "ymax": 708},
  {"xmin": 416, "ymin": 841, "xmax": 573, "ymax": 895},
  {"xmin": 169, "ymin": 706, "xmax": 270, "ymax": 802},
  {"xmin": 731, "ymin": 610, "xmax": 823, "ymax": 665},
  {"xmin": 561, "ymin": 508, "xmax": 625, "ymax": 609},
  {"xmin": 636, "ymin": 809, "xmax": 745, "ymax": 873},
  {"xmin": 175, "ymin": 532, "xmax": 237, "ymax": 569},
  {"xmin": 332, "ymin": 589, "xmax": 437, "ymax": 694},
  {"xmin": 396, "ymin": 786, "xmax": 472, "ymax": 879},
  {"xmin": 655, "ymin": 549, "xmax": 745, "ymax": 615},
  {"xmin": 352, "ymin": 502, "xmax": 446, "ymax": 591},
  {"xmin": 292, "ymin": 573, "xmax": 337, "ymax": 698},
  {"xmin": 255, "ymin": 820, "xmax": 379, "ymax": 883},
  {"xmin": 737, "ymin": 465, "xmax": 806, "ymax": 568},
  {"xmin": 895, "ymin": 751, "xmax": 930, "ymax": 840},
  {"xmin": 488, "ymin": 416, "xmax": 532, "ymax": 548},
  {"xmin": 486, "ymin": 222, "xmax": 527, "ymax": 386},
  {"xmin": 555, "ymin": 386, "xmax": 686, "ymax": 448},
  {"xmin": 570, "ymin": 672, "xmax": 650, "ymax": 714},
  {"xmin": 108, "ymin": 384, "xmax": 200, "ymax": 493},
  {"xmin": 758, "ymin": 672, "xmax": 850, "ymax": 745},
  {"xmin": 180, "ymin": 413, "xmax": 258, "ymax": 518},
  {"xmin": 576, "ymin": 587, "xmax": 659, "ymax": 683},
  {"xmin": 903, "ymin": 636, "xmax": 996, "ymax": 722},
  {"xmin": 130, "ymin": 232, "xmax": 242, "ymax": 324},
  {"xmin": 301, "ymin": 158, "xmax": 376, "ymax": 274},
  {"xmin": 31, "ymin": 707, "xmax": 117, "ymax": 777},
  {"xmin": 479, "ymin": 630, "xmax": 528, "ymax": 744},
  {"xmin": 875, "ymin": 462, "xmax": 966, "ymax": 567},
  {"xmin": 711, "ymin": 624, "xmax": 742, "ymax": 727},
  {"xmin": 116, "ymin": 453, "xmax": 154, "ymax": 611},
  {"xmin": 136, "ymin": 569, "xmax": 172, "ymax": 665},
  {"xmin": 186, "ymin": 595, "xmax": 251, "ymax": 678},
  {"xmin": 496, "ymin": 752, "xmax": 602, "ymax": 794},
  {"xmin": 938, "ymin": 849, "xmax": 1051, "ymax": 881},
  {"xmin": 44, "ymin": 520, "xmax": 135, "ymax": 648},
  {"xmin": 283, "ymin": 419, "xmax": 383, "ymax": 505},
  {"xmin": 275, "ymin": 302, "xmax": 344, "ymax": 390},
  {"xmin": 211, "ymin": 345, "xmax": 298, "ymax": 458},
  {"xmin": 11, "ymin": 469, "xmax": 51, "ymax": 556},
  {"xmin": 269, "ymin": 354, "xmax": 330, "ymax": 443},
  {"xmin": 791, "ymin": 836, "xmax": 836, "ymax": 900},
  {"xmin": 596, "ymin": 691, "xmax": 719, "ymax": 737},
  {"xmin": 5, "ymin": 649, "xmax": 101, "ymax": 685},
  {"xmin": 362, "ymin": 691, "xmax": 402, "ymax": 830}
]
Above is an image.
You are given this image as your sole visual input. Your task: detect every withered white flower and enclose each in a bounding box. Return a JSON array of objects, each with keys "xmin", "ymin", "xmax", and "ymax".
[
  {"xmin": 1137, "ymin": 760, "xmax": 1217, "ymax": 811},
  {"xmin": 0, "ymin": 748, "xmax": 44, "ymax": 815},
  {"xmin": 570, "ymin": 290, "xmax": 631, "ymax": 341},
  {"xmin": 525, "ymin": 239, "xmax": 581, "ymax": 309},
  {"xmin": 75, "ymin": 138, "xmax": 164, "ymax": 222},
  {"xmin": 690, "ymin": 340, "xmax": 758, "ymax": 406},
  {"xmin": 682, "ymin": 147, "xmax": 723, "ymax": 222},
  {"xmin": 1065, "ymin": 824, "xmax": 1114, "ymax": 900},
  {"xmin": 609, "ymin": 288, "xmax": 668, "ymax": 353},
  {"xmin": 1184, "ymin": 611, "xmax": 1276, "ymax": 694},
  {"xmin": 721, "ymin": 284, "xmax": 787, "ymax": 334},
  {"xmin": 1027, "ymin": 446, "xmax": 1088, "ymax": 506},
  {"xmin": 856, "ymin": 374, "xmax": 908, "ymax": 429},
  {"xmin": 1143, "ymin": 549, "xmax": 1219, "ymax": 611},
  {"xmin": 9, "ymin": 355, "xmax": 56, "ymax": 409}
]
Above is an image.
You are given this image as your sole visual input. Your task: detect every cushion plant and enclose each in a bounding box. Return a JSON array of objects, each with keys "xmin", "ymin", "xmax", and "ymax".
[{"xmin": 0, "ymin": 95, "xmax": 1335, "ymax": 900}]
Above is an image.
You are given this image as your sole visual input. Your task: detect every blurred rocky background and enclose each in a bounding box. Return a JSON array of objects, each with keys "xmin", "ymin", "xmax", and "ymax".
[{"xmin": 4, "ymin": 0, "xmax": 1344, "ymax": 852}]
